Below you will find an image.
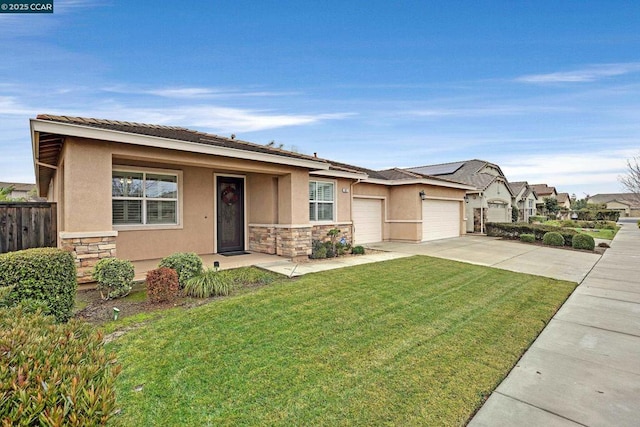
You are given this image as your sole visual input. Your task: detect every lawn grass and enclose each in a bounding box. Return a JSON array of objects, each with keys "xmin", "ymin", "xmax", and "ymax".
[
  {"xmin": 107, "ymin": 256, "xmax": 576, "ymax": 426},
  {"xmin": 573, "ymin": 227, "xmax": 617, "ymax": 240}
]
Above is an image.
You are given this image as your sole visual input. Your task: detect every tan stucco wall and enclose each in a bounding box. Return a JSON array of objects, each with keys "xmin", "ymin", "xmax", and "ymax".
[
  {"xmin": 53, "ymin": 137, "xmax": 316, "ymax": 261},
  {"xmin": 353, "ymin": 182, "xmax": 467, "ymax": 242},
  {"xmin": 63, "ymin": 138, "xmax": 112, "ymax": 232}
]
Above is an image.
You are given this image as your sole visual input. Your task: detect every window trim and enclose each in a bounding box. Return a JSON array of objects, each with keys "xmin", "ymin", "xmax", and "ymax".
[
  {"xmin": 309, "ymin": 179, "xmax": 336, "ymax": 223},
  {"xmin": 112, "ymin": 165, "xmax": 183, "ymax": 231}
]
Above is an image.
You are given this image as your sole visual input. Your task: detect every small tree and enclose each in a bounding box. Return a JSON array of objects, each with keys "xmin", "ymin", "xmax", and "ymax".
[
  {"xmin": 544, "ymin": 197, "xmax": 560, "ymax": 218},
  {"xmin": 0, "ymin": 185, "xmax": 15, "ymax": 202},
  {"xmin": 619, "ymin": 155, "xmax": 640, "ymax": 203}
]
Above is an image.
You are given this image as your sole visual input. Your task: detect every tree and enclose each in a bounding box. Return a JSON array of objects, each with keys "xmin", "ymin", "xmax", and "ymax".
[
  {"xmin": 544, "ymin": 197, "xmax": 560, "ymax": 218},
  {"xmin": 571, "ymin": 198, "xmax": 588, "ymax": 210},
  {"xmin": 619, "ymin": 155, "xmax": 640, "ymax": 202},
  {"xmin": 0, "ymin": 185, "xmax": 15, "ymax": 202}
]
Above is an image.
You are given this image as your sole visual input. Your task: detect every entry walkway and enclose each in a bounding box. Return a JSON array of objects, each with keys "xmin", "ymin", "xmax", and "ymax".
[{"xmin": 469, "ymin": 219, "xmax": 640, "ymax": 426}]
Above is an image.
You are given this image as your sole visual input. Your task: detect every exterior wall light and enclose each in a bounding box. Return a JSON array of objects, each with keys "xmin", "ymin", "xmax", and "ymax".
[{"xmin": 419, "ymin": 190, "xmax": 426, "ymax": 201}]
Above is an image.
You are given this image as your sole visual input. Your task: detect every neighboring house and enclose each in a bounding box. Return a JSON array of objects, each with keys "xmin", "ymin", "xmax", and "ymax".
[
  {"xmin": 530, "ymin": 184, "xmax": 558, "ymax": 215},
  {"xmin": 0, "ymin": 182, "xmax": 38, "ymax": 200},
  {"xmin": 406, "ymin": 160, "xmax": 513, "ymax": 233},
  {"xmin": 587, "ymin": 193, "xmax": 640, "ymax": 217},
  {"xmin": 508, "ymin": 181, "xmax": 537, "ymax": 222},
  {"xmin": 30, "ymin": 114, "xmax": 473, "ymax": 282},
  {"xmin": 556, "ymin": 192, "xmax": 571, "ymax": 210}
]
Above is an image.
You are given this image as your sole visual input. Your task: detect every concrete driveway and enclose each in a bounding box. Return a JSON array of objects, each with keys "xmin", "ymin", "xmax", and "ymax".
[{"xmin": 367, "ymin": 235, "xmax": 601, "ymax": 283}]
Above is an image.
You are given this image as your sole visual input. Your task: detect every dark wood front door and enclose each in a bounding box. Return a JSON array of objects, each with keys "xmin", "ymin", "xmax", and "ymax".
[{"xmin": 216, "ymin": 176, "xmax": 244, "ymax": 253}]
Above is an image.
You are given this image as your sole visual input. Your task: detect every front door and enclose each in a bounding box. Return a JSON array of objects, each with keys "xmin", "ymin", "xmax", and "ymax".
[{"xmin": 216, "ymin": 176, "xmax": 244, "ymax": 253}]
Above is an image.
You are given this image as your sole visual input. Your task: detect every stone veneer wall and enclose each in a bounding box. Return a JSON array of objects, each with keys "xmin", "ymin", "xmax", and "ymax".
[
  {"xmin": 60, "ymin": 232, "xmax": 117, "ymax": 284},
  {"xmin": 248, "ymin": 225, "xmax": 312, "ymax": 261},
  {"xmin": 248, "ymin": 226, "xmax": 277, "ymax": 254},
  {"xmin": 311, "ymin": 223, "xmax": 353, "ymax": 245}
]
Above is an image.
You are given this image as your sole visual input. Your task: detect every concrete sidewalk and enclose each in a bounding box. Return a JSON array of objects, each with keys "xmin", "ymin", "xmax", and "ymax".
[{"xmin": 469, "ymin": 219, "xmax": 640, "ymax": 427}]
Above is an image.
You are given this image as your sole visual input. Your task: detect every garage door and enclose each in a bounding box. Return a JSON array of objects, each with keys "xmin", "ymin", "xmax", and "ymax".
[
  {"xmin": 487, "ymin": 203, "xmax": 508, "ymax": 223},
  {"xmin": 353, "ymin": 198, "xmax": 382, "ymax": 244},
  {"xmin": 422, "ymin": 199, "xmax": 460, "ymax": 241}
]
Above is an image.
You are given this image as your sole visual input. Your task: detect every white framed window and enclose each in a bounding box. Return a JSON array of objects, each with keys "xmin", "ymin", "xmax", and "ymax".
[
  {"xmin": 112, "ymin": 167, "xmax": 181, "ymax": 228},
  {"xmin": 309, "ymin": 180, "xmax": 335, "ymax": 221}
]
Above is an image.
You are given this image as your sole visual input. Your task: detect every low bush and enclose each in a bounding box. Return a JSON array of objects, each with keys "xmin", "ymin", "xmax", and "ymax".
[
  {"xmin": 543, "ymin": 232, "xmax": 565, "ymax": 246},
  {"xmin": 0, "ymin": 306, "xmax": 121, "ymax": 425},
  {"xmin": 520, "ymin": 233, "xmax": 535, "ymax": 243},
  {"xmin": 528, "ymin": 215, "xmax": 547, "ymax": 223},
  {"xmin": 146, "ymin": 267, "xmax": 179, "ymax": 304},
  {"xmin": 572, "ymin": 234, "xmax": 595, "ymax": 251},
  {"xmin": 575, "ymin": 209, "xmax": 620, "ymax": 222},
  {"xmin": 310, "ymin": 240, "xmax": 327, "ymax": 259},
  {"xmin": 486, "ymin": 223, "xmax": 577, "ymax": 246},
  {"xmin": 159, "ymin": 252, "xmax": 203, "ymax": 287},
  {"xmin": 184, "ymin": 269, "xmax": 233, "ymax": 298},
  {"xmin": 92, "ymin": 258, "xmax": 134, "ymax": 300},
  {"xmin": 0, "ymin": 248, "xmax": 76, "ymax": 323},
  {"xmin": 352, "ymin": 245, "xmax": 365, "ymax": 255}
]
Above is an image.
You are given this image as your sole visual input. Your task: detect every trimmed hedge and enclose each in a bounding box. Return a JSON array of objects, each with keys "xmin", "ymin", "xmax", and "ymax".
[
  {"xmin": 528, "ymin": 216, "xmax": 547, "ymax": 223},
  {"xmin": 159, "ymin": 252, "xmax": 203, "ymax": 288},
  {"xmin": 575, "ymin": 209, "xmax": 620, "ymax": 222},
  {"xmin": 92, "ymin": 258, "xmax": 134, "ymax": 300},
  {"xmin": 572, "ymin": 234, "xmax": 595, "ymax": 251},
  {"xmin": 520, "ymin": 233, "xmax": 535, "ymax": 243},
  {"xmin": 486, "ymin": 222, "xmax": 578, "ymax": 247},
  {"xmin": 0, "ymin": 306, "xmax": 120, "ymax": 425},
  {"xmin": 0, "ymin": 248, "xmax": 77, "ymax": 323},
  {"xmin": 543, "ymin": 232, "xmax": 565, "ymax": 246}
]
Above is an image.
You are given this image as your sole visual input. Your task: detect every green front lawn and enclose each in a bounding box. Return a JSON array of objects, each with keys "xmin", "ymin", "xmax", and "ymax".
[
  {"xmin": 107, "ymin": 256, "xmax": 576, "ymax": 426},
  {"xmin": 572, "ymin": 228, "xmax": 617, "ymax": 240}
]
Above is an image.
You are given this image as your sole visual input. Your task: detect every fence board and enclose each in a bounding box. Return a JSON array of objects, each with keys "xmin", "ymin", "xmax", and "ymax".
[{"xmin": 0, "ymin": 203, "xmax": 57, "ymax": 254}]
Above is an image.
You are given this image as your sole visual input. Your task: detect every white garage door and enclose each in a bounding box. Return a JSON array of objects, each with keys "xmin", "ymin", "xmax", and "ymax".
[
  {"xmin": 422, "ymin": 199, "xmax": 460, "ymax": 241},
  {"xmin": 487, "ymin": 203, "xmax": 508, "ymax": 223},
  {"xmin": 353, "ymin": 198, "xmax": 382, "ymax": 244}
]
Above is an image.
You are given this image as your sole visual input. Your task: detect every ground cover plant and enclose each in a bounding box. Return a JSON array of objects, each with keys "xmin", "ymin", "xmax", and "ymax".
[{"xmin": 107, "ymin": 256, "xmax": 576, "ymax": 426}]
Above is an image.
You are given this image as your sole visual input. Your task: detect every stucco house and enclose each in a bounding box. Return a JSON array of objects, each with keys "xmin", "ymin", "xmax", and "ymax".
[
  {"xmin": 508, "ymin": 181, "xmax": 537, "ymax": 222},
  {"xmin": 31, "ymin": 115, "xmax": 472, "ymax": 282},
  {"xmin": 406, "ymin": 160, "xmax": 513, "ymax": 233},
  {"xmin": 0, "ymin": 182, "xmax": 39, "ymax": 200},
  {"xmin": 530, "ymin": 184, "xmax": 558, "ymax": 215},
  {"xmin": 587, "ymin": 193, "xmax": 640, "ymax": 217}
]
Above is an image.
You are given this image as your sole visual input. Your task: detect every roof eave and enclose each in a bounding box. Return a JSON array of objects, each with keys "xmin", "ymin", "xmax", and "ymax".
[
  {"xmin": 30, "ymin": 119, "xmax": 330, "ymax": 171},
  {"xmin": 310, "ymin": 169, "xmax": 368, "ymax": 180},
  {"xmin": 362, "ymin": 177, "xmax": 475, "ymax": 190}
]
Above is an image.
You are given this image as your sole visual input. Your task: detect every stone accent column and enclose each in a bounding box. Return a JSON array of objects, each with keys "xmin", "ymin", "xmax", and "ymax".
[
  {"xmin": 276, "ymin": 226, "xmax": 312, "ymax": 261},
  {"xmin": 59, "ymin": 231, "xmax": 118, "ymax": 284},
  {"xmin": 248, "ymin": 225, "xmax": 277, "ymax": 254}
]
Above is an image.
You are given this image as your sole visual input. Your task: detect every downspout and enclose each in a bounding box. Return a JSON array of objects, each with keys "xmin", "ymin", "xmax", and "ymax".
[{"xmin": 350, "ymin": 178, "xmax": 362, "ymax": 244}]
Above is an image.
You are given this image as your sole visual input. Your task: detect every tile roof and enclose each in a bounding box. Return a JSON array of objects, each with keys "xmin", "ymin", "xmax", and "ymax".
[
  {"xmin": 530, "ymin": 184, "xmax": 556, "ymax": 197},
  {"xmin": 0, "ymin": 182, "xmax": 36, "ymax": 192},
  {"xmin": 557, "ymin": 192, "xmax": 571, "ymax": 203},
  {"xmin": 588, "ymin": 193, "xmax": 640, "ymax": 208},
  {"xmin": 35, "ymin": 114, "xmax": 325, "ymax": 163}
]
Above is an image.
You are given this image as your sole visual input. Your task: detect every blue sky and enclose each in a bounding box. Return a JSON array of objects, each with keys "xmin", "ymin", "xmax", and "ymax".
[{"xmin": 1, "ymin": 1, "xmax": 639, "ymax": 198}]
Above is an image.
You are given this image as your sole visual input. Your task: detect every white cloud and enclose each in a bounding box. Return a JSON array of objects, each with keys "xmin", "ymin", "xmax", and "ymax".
[
  {"xmin": 405, "ymin": 105, "xmax": 573, "ymax": 118},
  {"xmin": 515, "ymin": 63, "xmax": 640, "ymax": 84},
  {"xmin": 101, "ymin": 85, "xmax": 302, "ymax": 100}
]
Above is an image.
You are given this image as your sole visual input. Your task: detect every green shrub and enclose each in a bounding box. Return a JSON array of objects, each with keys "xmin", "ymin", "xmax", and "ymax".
[
  {"xmin": 486, "ymin": 223, "xmax": 577, "ymax": 246},
  {"xmin": 572, "ymin": 234, "xmax": 595, "ymax": 251},
  {"xmin": 159, "ymin": 252, "xmax": 203, "ymax": 287},
  {"xmin": 146, "ymin": 267, "xmax": 179, "ymax": 303},
  {"xmin": 352, "ymin": 245, "xmax": 365, "ymax": 255},
  {"xmin": 520, "ymin": 233, "xmax": 535, "ymax": 243},
  {"xmin": 92, "ymin": 258, "xmax": 134, "ymax": 300},
  {"xmin": 529, "ymin": 216, "xmax": 547, "ymax": 223},
  {"xmin": 0, "ymin": 306, "xmax": 121, "ymax": 425},
  {"xmin": 637, "ymin": 219, "xmax": 640, "ymax": 229},
  {"xmin": 310, "ymin": 240, "xmax": 327, "ymax": 259},
  {"xmin": 543, "ymin": 232, "xmax": 565, "ymax": 246},
  {"xmin": 323, "ymin": 241, "xmax": 336, "ymax": 258},
  {"xmin": 184, "ymin": 269, "xmax": 233, "ymax": 298},
  {"xmin": 0, "ymin": 248, "xmax": 76, "ymax": 323}
]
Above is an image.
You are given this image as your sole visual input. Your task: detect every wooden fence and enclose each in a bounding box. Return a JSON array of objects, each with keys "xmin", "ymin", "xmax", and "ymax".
[{"xmin": 0, "ymin": 203, "xmax": 57, "ymax": 254}]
